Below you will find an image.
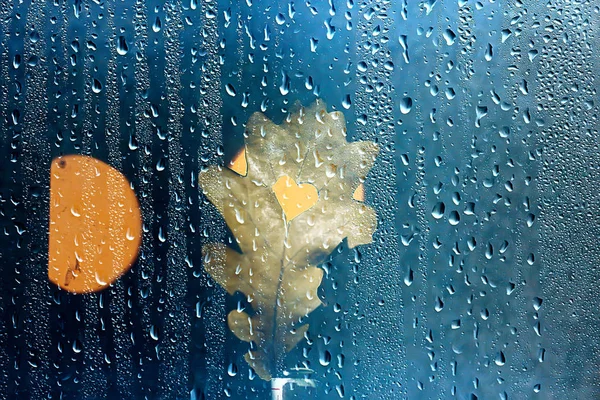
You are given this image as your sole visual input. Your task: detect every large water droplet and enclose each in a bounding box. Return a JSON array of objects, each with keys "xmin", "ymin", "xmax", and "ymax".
[
  {"xmin": 117, "ymin": 36, "xmax": 128, "ymax": 55},
  {"xmin": 319, "ymin": 350, "xmax": 331, "ymax": 366},
  {"xmin": 448, "ymin": 210, "xmax": 460, "ymax": 225},
  {"xmin": 432, "ymin": 202, "xmax": 445, "ymax": 219},
  {"xmin": 495, "ymin": 351, "xmax": 506, "ymax": 366},
  {"xmin": 443, "ymin": 29, "xmax": 456, "ymax": 45},
  {"xmin": 92, "ymin": 78, "xmax": 102, "ymax": 94},
  {"xmin": 400, "ymin": 97, "xmax": 413, "ymax": 114}
]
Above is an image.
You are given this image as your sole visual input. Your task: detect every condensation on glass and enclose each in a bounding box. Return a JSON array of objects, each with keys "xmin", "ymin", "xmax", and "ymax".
[{"xmin": 0, "ymin": 0, "xmax": 597, "ymax": 399}]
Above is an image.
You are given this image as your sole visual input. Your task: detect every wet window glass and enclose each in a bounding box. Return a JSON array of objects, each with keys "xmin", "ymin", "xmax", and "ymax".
[{"xmin": 0, "ymin": 0, "xmax": 597, "ymax": 399}]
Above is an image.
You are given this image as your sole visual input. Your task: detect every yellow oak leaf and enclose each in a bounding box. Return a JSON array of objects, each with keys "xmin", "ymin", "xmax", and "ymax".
[{"xmin": 198, "ymin": 99, "xmax": 378, "ymax": 380}]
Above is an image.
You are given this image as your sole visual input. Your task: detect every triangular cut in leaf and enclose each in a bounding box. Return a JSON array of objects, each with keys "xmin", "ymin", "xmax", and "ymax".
[{"xmin": 199, "ymin": 99, "xmax": 378, "ymax": 380}]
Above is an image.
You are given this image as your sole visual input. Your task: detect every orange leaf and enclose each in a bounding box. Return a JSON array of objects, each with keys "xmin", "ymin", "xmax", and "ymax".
[
  {"xmin": 48, "ymin": 155, "xmax": 142, "ymax": 293},
  {"xmin": 272, "ymin": 176, "xmax": 319, "ymax": 221}
]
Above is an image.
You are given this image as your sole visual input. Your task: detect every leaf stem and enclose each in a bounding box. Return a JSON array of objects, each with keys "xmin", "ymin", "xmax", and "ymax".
[{"xmin": 270, "ymin": 217, "xmax": 289, "ymax": 377}]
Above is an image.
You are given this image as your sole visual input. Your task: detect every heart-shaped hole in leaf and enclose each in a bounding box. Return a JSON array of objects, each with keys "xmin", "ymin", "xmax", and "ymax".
[{"xmin": 272, "ymin": 175, "xmax": 318, "ymax": 221}]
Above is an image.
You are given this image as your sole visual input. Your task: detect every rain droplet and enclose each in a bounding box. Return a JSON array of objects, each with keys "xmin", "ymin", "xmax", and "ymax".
[
  {"xmin": 484, "ymin": 43, "xmax": 493, "ymax": 61},
  {"xmin": 117, "ymin": 36, "xmax": 128, "ymax": 55},
  {"xmin": 528, "ymin": 49, "xmax": 538, "ymax": 62},
  {"xmin": 319, "ymin": 350, "xmax": 331, "ymax": 366},
  {"xmin": 342, "ymin": 94, "xmax": 351, "ymax": 109},
  {"xmin": 431, "ymin": 202, "xmax": 445, "ymax": 219},
  {"xmin": 92, "ymin": 78, "xmax": 102, "ymax": 94},
  {"xmin": 150, "ymin": 325, "xmax": 159, "ymax": 341},
  {"xmin": 448, "ymin": 211, "xmax": 460, "ymax": 225},
  {"xmin": 156, "ymin": 157, "xmax": 166, "ymax": 171},
  {"xmin": 434, "ymin": 297, "xmax": 444, "ymax": 312},
  {"xmin": 225, "ymin": 83, "xmax": 236, "ymax": 97},
  {"xmin": 158, "ymin": 227, "xmax": 166, "ymax": 242},
  {"xmin": 152, "ymin": 16, "xmax": 162, "ymax": 32},
  {"xmin": 443, "ymin": 29, "xmax": 456, "ymax": 45},
  {"xmin": 404, "ymin": 268, "xmax": 414, "ymax": 286},
  {"xmin": 494, "ymin": 351, "xmax": 506, "ymax": 366},
  {"xmin": 72, "ymin": 339, "xmax": 83, "ymax": 354},
  {"xmin": 279, "ymin": 70, "xmax": 290, "ymax": 96},
  {"xmin": 235, "ymin": 208, "xmax": 245, "ymax": 224},
  {"xmin": 227, "ymin": 363, "xmax": 238, "ymax": 376},
  {"xmin": 400, "ymin": 97, "xmax": 413, "ymax": 114},
  {"xmin": 324, "ymin": 18, "xmax": 336, "ymax": 39},
  {"xmin": 467, "ymin": 237, "xmax": 476, "ymax": 251}
]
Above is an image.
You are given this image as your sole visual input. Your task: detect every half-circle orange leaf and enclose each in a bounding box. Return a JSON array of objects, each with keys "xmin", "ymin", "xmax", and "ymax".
[{"xmin": 48, "ymin": 155, "xmax": 142, "ymax": 293}]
